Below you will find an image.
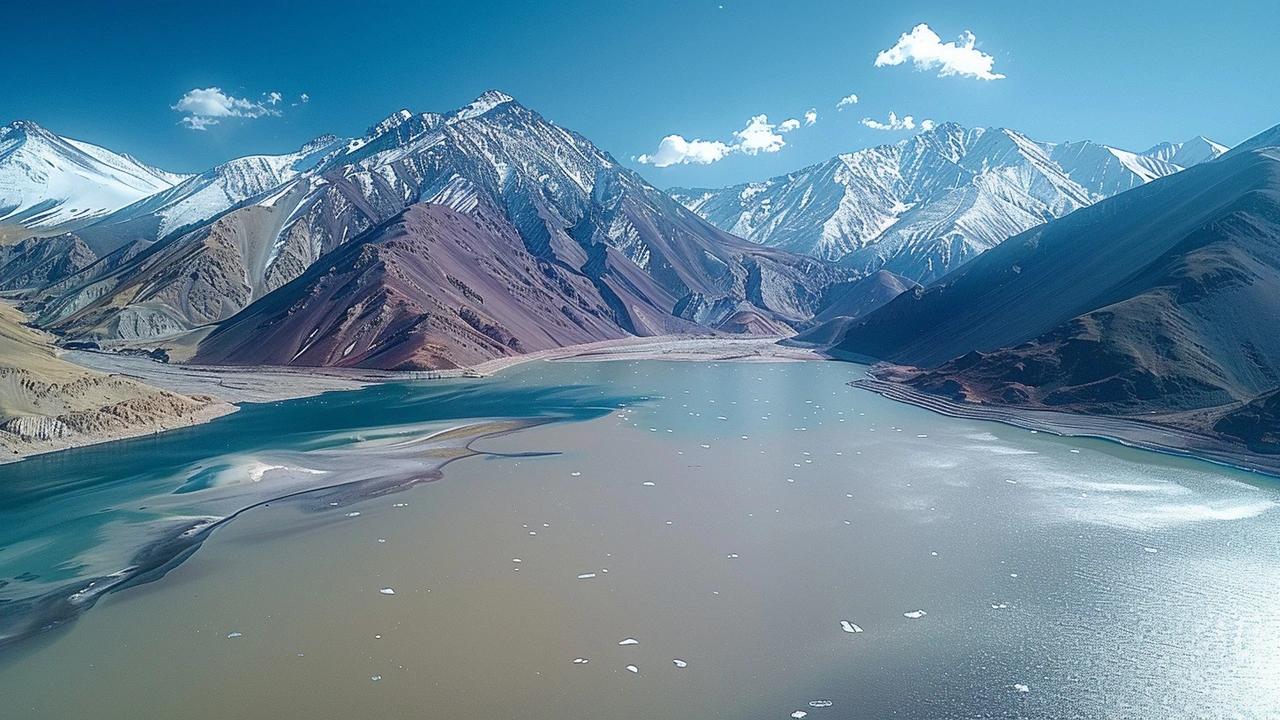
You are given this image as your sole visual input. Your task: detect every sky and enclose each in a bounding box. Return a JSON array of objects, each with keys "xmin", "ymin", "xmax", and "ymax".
[{"xmin": 3, "ymin": 0, "xmax": 1278, "ymax": 189}]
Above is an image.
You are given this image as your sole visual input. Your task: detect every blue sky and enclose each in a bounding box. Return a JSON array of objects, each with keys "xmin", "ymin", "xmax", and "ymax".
[{"xmin": 4, "ymin": 0, "xmax": 1278, "ymax": 188}]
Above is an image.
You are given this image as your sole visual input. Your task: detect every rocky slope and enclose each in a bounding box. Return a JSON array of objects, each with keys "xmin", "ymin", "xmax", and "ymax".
[
  {"xmin": 9, "ymin": 92, "xmax": 849, "ymax": 360},
  {"xmin": 833, "ymin": 129, "xmax": 1280, "ymax": 445},
  {"xmin": 0, "ymin": 302, "xmax": 231, "ymax": 460},
  {"xmin": 672, "ymin": 124, "xmax": 1226, "ymax": 282},
  {"xmin": 194, "ymin": 201, "xmax": 642, "ymax": 369}
]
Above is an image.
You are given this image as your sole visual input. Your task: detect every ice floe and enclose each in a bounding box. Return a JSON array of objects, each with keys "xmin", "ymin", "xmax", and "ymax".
[
  {"xmin": 618, "ymin": 638, "xmax": 639, "ymax": 646},
  {"xmin": 625, "ymin": 664, "xmax": 639, "ymax": 673},
  {"xmin": 1014, "ymin": 683, "xmax": 1029, "ymax": 693},
  {"xmin": 673, "ymin": 659, "xmax": 688, "ymax": 668},
  {"xmin": 379, "ymin": 588, "xmax": 396, "ymax": 595},
  {"xmin": 577, "ymin": 573, "xmax": 597, "ymax": 579},
  {"xmin": 573, "ymin": 658, "xmax": 589, "ymax": 664},
  {"xmin": 903, "ymin": 610, "xmax": 927, "ymax": 619},
  {"xmin": 840, "ymin": 621, "xmax": 863, "ymax": 634},
  {"xmin": 809, "ymin": 700, "xmax": 833, "ymax": 708},
  {"xmin": 791, "ymin": 712, "xmax": 808, "ymax": 719},
  {"xmin": 227, "ymin": 632, "xmax": 242, "ymax": 638}
]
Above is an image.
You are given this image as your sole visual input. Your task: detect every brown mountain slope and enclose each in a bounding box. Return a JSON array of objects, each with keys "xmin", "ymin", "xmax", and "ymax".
[{"xmin": 192, "ymin": 201, "xmax": 672, "ymax": 370}]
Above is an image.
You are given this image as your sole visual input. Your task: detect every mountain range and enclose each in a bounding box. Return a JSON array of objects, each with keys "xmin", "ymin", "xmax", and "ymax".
[
  {"xmin": 833, "ymin": 124, "xmax": 1280, "ymax": 447},
  {"xmin": 0, "ymin": 92, "xmax": 847, "ymax": 369},
  {"xmin": 671, "ymin": 125, "xmax": 1228, "ymax": 283}
]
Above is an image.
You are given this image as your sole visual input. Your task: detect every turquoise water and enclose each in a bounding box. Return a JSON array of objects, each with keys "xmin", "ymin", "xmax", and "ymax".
[{"xmin": 2, "ymin": 360, "xmax": 1279, "ymax": 719}]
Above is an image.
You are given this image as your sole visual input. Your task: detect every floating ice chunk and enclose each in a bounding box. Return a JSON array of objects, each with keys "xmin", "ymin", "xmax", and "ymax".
[
  {"xmin": 573, "ymin": 658, "xmax": 589, "ymax": 664},
  {"xmin": 393, "ymin": 503, "xmax": 408, "ymax": 508},
  {"xmin": 903, "ymin": 610, "xmax": 927, "ymax": 619},
  {"xmin": 700, "ymin": 444, "xmax": 710, "ymax": 449},
  {"xmin": 917, "ymin": 434, "xmax": 928, "ymax": 438},
  {"xmin": 578, "ymin": 573, "xmax": 597, "ymax": 579},
  {"xmin": 512, "ymin": 558, "xmax": 522, "ymax": 563},
  {"xmin": 840, "ymin": 621, "xmax": 863, "ymax": 634},
  {"xmin": 1014, "ymin": 683, "xmax": 1029, "ymax": 693},
  {"xmin": 378, "ymin": 538, "xmax": 386, "ymax": 543},
  {"xmin": 791, "ymin": 712, "xmax": 808, "ymax": 719},
  {"xmin": 1144, "ymin": 547, "xmax": 1159, "ymax": 553},
  {"xmin": 1010, "ymin": 573, "xmax": 1018, "ymax": 578},
  {"xmin": 727, "ymin": 553, "xmax": 739, "ymax": 559},
  {"xmin": 1070, "ymin": 449, "xmax": 1081, "ymax": 454},
  {"xmin": 571, "ymin": 472, "xmax": 581, "ymax": 477},
  {"xmin": 809, "ymin": 700, "xmax": 833, "ymax": 708},
  {"xmin": 371, "ymin": 675, "xmax": 382, "ymax": 682},
  {"xmin": 1005, "ymin": 479, "xmax": 1018, "ymax": 484},
  {"xmin": 643, "ymin": 481, "xmax": 656, "ymax": 486},
  {"xmin": 991, "ymin": 603, "xmax": 1008, "ymax": 609},
  {"xmin": 673, "ymin": 659, "xmax": 688, "ymax": 668},
  {"xmin": 227, "ymin": 632, "xmax": 243, "ymax": 639},
  {"xmin": 626, "ymin": 664, "xmax": 639, "ymax": 673},
  {"xmin": 345, "ymin": 512, "xmax": 361, "ymax": 517},
  {"xmin": 618, "ymin": 638, "xmax": 639, "ymax": 646},
  {"xmin": 379, "ymin": 588, "xmax": 396, "ymax": 595}
]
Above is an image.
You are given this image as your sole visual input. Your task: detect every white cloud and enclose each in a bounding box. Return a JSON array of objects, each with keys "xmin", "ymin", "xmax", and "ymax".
[
  {"xmin": 734, "ymin": 114, "xmax": 786, "ymax": 155},
  {"xmin": 637, "ymin": 135, "xmax": 733, "ymax": 167},
  {"xmin": 180, "ymin": 116, "xmax": 219, "ymax": 131},
  {"xmin": 639, "ymin": 111, "xmax": 816, "ymax": 167},
  {"xmin": 875, "ymin": 23, "xmax": 1005, "ymax": 80},
  {"xmin": 300, "ymin": 93, "xmax": 310, "ymax": 103},
  {"xmin": 919, "ymin": 119, "xmax": 937, "ymax": 131},
  {"xmin": 861, "ymin": 112, "xmax": 916, "ymax": 131},
  {"xmin": 172, "ymin": 87, "xmax": 286, "ymax": 130},
  {"xmin": 836, "ymin": 93, "xmax": 859, "ymax": 110}
]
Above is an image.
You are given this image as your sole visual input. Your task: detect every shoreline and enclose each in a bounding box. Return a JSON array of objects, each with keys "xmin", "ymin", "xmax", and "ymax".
[
  {"xmin": 4, "ymin": 335, "xmax": 821, "ymax": 462},
  {"xmin": 853, "ymin": 377, "xmax": 1280, "ymax": 479}
]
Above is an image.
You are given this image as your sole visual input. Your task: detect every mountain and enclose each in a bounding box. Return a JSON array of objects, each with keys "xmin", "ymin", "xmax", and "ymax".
[
  {"xmin": 833, "ymin": 133, "xmax": 1280, "ymax": 435},
  {"xmin": 5, "ymin": 92, "xmax": 848, "ymax": 365},
  {"xmin": 788, "ymin": 270, "xmax": 918, "ymax": 347},
  {"xmin": 194, "ymin": 201, "xmax": 642, "ymax": 369},
  {"xmin": 75, "ymin": 135, "xmax": 347, "ymax": 254},
  {"xmin": 1142, "ymin": 136, "xmax": 1229, "ymax": 167},
  {"xmin": 671, "ymin": 124, "xmax": 1223, "ymax": 283},
  {"xmin": 0, "ymin": 121, "xmax": 184, "ymax": 238}
]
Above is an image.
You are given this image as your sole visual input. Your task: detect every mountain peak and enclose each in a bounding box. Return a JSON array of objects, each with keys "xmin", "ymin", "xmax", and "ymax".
[{"xmin": 449, "ymin": 90, "xmax": 517, "ymax": 123}]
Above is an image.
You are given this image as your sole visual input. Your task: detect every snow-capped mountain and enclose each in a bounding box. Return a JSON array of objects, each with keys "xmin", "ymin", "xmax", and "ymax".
[
  {"xmin": 0, "ymin": 121, "xmax": 185, "ymax": 234},
  {"xmin": 77, "ymin": 135, "xmax": 347, "ymax": 253},
  {"xmin": 21, "ymin": 92, "xmax": 848, "ymax": 356},
  {"xmin": 670, "ymin": 124, "xmax": 1227, "ymax": 283},
  {"xmin": 1142, "ymin": 136, "xmax": 1229, "ymax": 167}
]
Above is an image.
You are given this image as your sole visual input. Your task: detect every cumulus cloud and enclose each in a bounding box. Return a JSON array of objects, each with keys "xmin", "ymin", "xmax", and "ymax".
[
  {"xmin": 638, "ymin": 111, "xmax": 815, "ymax": 167},
  {"xmin": 836, "ymin": 93, "xmax": 859, "ymax": 110},
  {"xmin": 637, "ymin": 135, "xmax": 733, "ymax": 167},
  {"xmin": 861, "ymin": 112, "xmax": 917, "ymax": 131},
  {"xmin": 920, "ymin": 119, "xmax": 937, "ymax": 131},
  {"xmin": 875, "ymin": 23, "xmax": 1005, "ymax": 80},
  {"xmin": 172, "ymin": 87, "xmax": 285, "ymax": 130},
  {"xmin": 733, "ymin": 114, "xmax": 787, "ymax": 155}
]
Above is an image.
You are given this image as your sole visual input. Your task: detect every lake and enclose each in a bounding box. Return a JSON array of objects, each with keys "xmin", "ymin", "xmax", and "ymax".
[{"xmin": 2, "ymin": 359, "xmax": 1278, "ymax": 719}]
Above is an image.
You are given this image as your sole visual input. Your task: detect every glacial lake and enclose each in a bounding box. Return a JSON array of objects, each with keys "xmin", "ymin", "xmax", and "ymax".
[{"xmin": 2, "ymin": 359, "xmax": 1279, "ymax": 719}]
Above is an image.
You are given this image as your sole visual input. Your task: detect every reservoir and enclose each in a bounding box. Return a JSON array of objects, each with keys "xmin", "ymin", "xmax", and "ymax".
[{"xmin": 2, "ymin": 359, "xmax": 1278, "ymax": 719}]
